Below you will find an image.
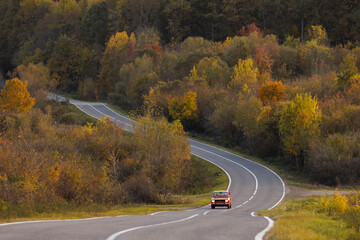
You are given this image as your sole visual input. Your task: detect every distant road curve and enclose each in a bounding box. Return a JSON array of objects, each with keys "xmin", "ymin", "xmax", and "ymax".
[{"xmin": 0, "ymin": 95, "xmax": 286, "ymax": 240}]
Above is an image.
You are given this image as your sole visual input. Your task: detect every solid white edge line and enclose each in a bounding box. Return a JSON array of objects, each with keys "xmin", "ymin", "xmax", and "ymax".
[
  {"xmin": 74, "ymin": 104, "xmax": 102, "ymax": 120},
  {"xmin": 0, "ymin": 216, "xmax": 118, "ymax": 227},
  {"xmin": 88, "ymin": 105, "xmax": 114, "ymax": 120},
  {"xmin": 150, "ymin": 211, "xmax": 167, "ymax": 216},
  {"xmin": 189, "ymin": 139, "xmax": 285, "ymax": 210},
  {"xmin": 254, "ymin": 217, "xmax": 274, "ymax": 240},
  {"xmin": 105, "ymin": 214, "xmax": 199, "ymax": 240},
  {"xmin": 91, "ymin": 104, "xmax": 134, "ymax": 129},
  {"xmin": 191, "ymin": 139, "xmax": 286, "ymax": 240},
  {"xmin": 101, "ymin": 104, "xmax": 135, "ymax": 123},
  {"xmin": 191, "ymin": 153, "xmax": 231, "ymax": 191},
  {"xmin": 192, "ymin": 146, "xmax": 258, "ymax": 201},
  {"xmin": 54, "ymin": 94, "xmax": 285, "ymax": 240}
]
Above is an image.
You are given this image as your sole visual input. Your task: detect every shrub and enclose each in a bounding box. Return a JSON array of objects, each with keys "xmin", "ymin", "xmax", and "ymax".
[{"xmin": 309, "ymin": 132, "xmax": 360, "ymax": 185}]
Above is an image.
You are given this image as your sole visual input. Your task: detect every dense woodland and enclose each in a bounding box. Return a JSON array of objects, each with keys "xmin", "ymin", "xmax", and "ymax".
[{"xmin": 0, "ymin": 0, "xmax": 360, "ymax": 216}]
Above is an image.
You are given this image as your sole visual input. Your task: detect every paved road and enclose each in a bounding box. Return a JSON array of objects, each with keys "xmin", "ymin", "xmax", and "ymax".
[{"xmin": 1, "ymin": 95, "xmax": 285, "ymax": 240}]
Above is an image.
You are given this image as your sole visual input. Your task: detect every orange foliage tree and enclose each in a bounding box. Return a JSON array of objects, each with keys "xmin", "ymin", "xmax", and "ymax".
[
  {"xmin": 258, "ymin": 81, "xmax": 285, "ymax": 105},
  {"xmin": 0, "ymin": 78, "xmax": 35, "ymax": 112},
  {"xmin": 255, "ymin": 43, "xmax": 275, "ymax": 74}
]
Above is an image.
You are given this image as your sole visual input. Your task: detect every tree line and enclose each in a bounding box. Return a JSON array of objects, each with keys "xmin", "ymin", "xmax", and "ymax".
[
  {"xmin": 0, "ymin": 0, "xmax": 359, "ymax": 187},
  {"xmin": 2, "ymin": 0, "xmax": 360, "ymax": 74}
]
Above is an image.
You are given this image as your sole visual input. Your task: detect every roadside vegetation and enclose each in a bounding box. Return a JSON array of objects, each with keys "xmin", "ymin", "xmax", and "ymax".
[
  {"xmin": 1, "ymin": 1, "xmax": 360, "ymax": 236},
  {"xmin": 261, "ymin": 192, "xmax": 360, "ymax": 240},
  {"xmin": 0, "ymin": 103, "xmax": 228, "ymax": 221}
]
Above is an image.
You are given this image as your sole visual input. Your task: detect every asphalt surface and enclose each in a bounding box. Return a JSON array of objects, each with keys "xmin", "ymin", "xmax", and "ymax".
[{"xmin": 1, "ymin": 95, "xmax": 286, "ymax": 240}]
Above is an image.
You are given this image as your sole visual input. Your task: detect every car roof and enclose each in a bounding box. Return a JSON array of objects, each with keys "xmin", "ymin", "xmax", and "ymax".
[{"xmin": 213, "ymin": 190, "xmax": 229, "ymax": 192}]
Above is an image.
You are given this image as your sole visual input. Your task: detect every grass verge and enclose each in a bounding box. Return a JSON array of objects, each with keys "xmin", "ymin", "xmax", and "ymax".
[{"xmin": 259, "ymin": 197, "xmax": 359, "ymax": 240}]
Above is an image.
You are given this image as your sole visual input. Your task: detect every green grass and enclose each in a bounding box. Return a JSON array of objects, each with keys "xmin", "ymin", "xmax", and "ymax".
[
  {"xmin": 164, "ymin": 155, "xmax": 229, "ymax": 207},
  {"xmin": 259, "ymin": 197, "xmax": 357, "ymax": 240},
  {"xmin": 66, "ymin": 104, "xmax": 98, "ymax": 125}
]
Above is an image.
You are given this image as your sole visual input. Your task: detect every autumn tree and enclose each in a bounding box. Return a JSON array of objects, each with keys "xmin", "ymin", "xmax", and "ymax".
[
  {"xmin": 47, "ymin": 35, "xmax": 93, "ymax": 92},
  {"xmin": 0, "ymin": 78, "xmax": 35, "ymax": 112},
  {"xmin": 132, "ymin": 115, "xmax": 191, "ymax": 193},
  {"xmin": 209, "ymin": 96, "xmax": 238, "ymax": 144},
  {"xmin": 168, "ymin": 91, "xmax": 198, "ymax": 123},
  {"xmin": 98, "ymin": 31, "xmax": 136, "ymax": 98},
  {"xmin": 279, "ymin": 94, "xmax": 321, "ymax": 169},
  {"xmin": 298, "ymin": 25, "xmax": 333, "ymax": 75},
  {"xmin": 230, "ymin": 58, "xmax": 259, "ymax": 94},
  {"xmin": 195, "ymin": 57, "xmax": 230, "ymax": 87},
  {"xmin": 255, "ymin": 43, "xmax": 274, "ymax": 75},
  {"xmin": 337, "ymin": 53, "xmax": 359, "ymax": 91},
  {"xmin": 258, "ymin": 81, "xmax": 285, "ymax": 105},
  {"xmin": 233, "ymin": 95, "xmax": 263, "ymax": 139},
  {"xmin": 109, "ymin": 54, "xmax": 159, "ymax": 107},
  {"xmin": 16, "ymin": 63, "xmax": 56, "ymax": 104},
  {"xmin": 222, "ymin": 36, "xmax": 252, "ymax": 67}
]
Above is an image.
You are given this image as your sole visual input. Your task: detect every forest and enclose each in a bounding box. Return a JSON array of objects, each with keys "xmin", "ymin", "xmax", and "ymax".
[{"xmin": 0, "ymin": 0, "xmax": 360, "ymax": 217}]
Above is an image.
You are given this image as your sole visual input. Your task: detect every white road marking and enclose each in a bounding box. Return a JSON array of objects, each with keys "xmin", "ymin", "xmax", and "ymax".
[
  {"xmin": 150, "ymin": 211, "xmax": 167, "ymax": 216},
  {"xmin": 191, "ymin": 146, "xmax": 258, "ymax": 208},
  {"xmin": 203, "ymin": 211, "xmax": 210, "ymax": 215},
  {"xmin": 89, "ymin": 105, "xmax": 113, "ymax": 120},
  {"xmin": 254, "ymin": 217, "xmax": 274, "ymax": 240},
  {"xmin": 251, "ymin": 212, "xmax": 255, "ymax": 217},
  {"xmin": 54, "ymin": 96, "xmax": 286, "ymax": 240},
  {"xmin": 90, "ymin": 104, "xmax": 134, "ymax": 129},
  {"xmin": 74, "ymin": 104, "xmax": 101, "ymax": 120},
  {"xmin": 105, "ymin": 214, "xmax": 199, "ymax": 240},
  {"xmin": 190, "ymin": 140, "xmax": 286, "ymax": 240},
  {"xmin": 101, "ymin": 104, "xmax": 134, "ymax": 122},
  {"xmin": 190, "ymin": 140, "xmax": 286, "ymax": 210},
  {"xmin": 191, "ymin": 153, "xmax": 231, "ymax": 191},
  {"xmin": 0, "ymin": 216, "xmax": 120, "ymax": 227}
]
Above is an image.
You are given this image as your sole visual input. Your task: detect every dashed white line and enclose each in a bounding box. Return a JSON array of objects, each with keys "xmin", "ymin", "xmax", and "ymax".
[
  {"xmin": 190, "ymin": 140, "xmax": 286, "ymax": 210},
  {"xmin": 203, "ymin": 211, "xmax": 210, "ymax": 215},
  {"xmin": 191, "ymin": 146, "xmax": 258, "ymax": 208},
  {"xmin": 105, "ymin": 214, "xmax": 199, "ymax": 240}
]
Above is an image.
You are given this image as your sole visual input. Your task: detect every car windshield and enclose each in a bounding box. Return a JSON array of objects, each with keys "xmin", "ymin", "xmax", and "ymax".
[{"xmin": 213, "ymin": 192, "xmax": 228, "ymax": 197}]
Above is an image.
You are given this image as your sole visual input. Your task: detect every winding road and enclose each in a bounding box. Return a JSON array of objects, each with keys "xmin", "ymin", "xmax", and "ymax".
[{"xmin": 0, "ymin": 95, "xmax": 286, "ymax": 240}]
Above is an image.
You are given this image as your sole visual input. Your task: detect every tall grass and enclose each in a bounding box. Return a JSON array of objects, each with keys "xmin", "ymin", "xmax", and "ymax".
[{"xmin": 262, "ymin": 192, "xmax": 360, "ymax": 240}]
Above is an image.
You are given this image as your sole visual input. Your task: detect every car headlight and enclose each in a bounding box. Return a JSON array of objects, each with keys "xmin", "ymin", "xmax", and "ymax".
[
  {"xmin": 211, "ymin": 199, "xmax": 215, "ymax": 203},
  {"xmin": 225, "ymin": 199, "xmax": 229, "ymax": 202}
]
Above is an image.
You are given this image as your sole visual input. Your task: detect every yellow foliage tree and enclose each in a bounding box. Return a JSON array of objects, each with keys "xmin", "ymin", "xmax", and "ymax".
[
  {"xmin": 298, "ymin": 25, "xmax": 332, "ymax": 75},
  {"xmin": 98, "ymin": 31, "xmax": 136, "ymax": 97},
  {"xmin": 0, "ymin": 78, "xmax": 35, "ymax": 113},
  {"xmin": 230, "ymin": 58, "xmax": 259, "ymax": 94},
  {"xmin": 168, "ymin": 91, "xmax": 198, "ymax": 121},
  {"xmin": 279, "ymin": 94, "xmax": 321, "ymax": 168}
]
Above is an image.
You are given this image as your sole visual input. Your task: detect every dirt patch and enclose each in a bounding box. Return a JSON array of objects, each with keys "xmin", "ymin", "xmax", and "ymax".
[{"xmin": 286, "ymin": 185, "xmax": 352, "ymax": 199}]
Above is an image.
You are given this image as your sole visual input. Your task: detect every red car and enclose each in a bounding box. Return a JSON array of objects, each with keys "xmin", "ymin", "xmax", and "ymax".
[{"xmin": 211, "ymin": 190, "xmax": 232, "ymax": 209}]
